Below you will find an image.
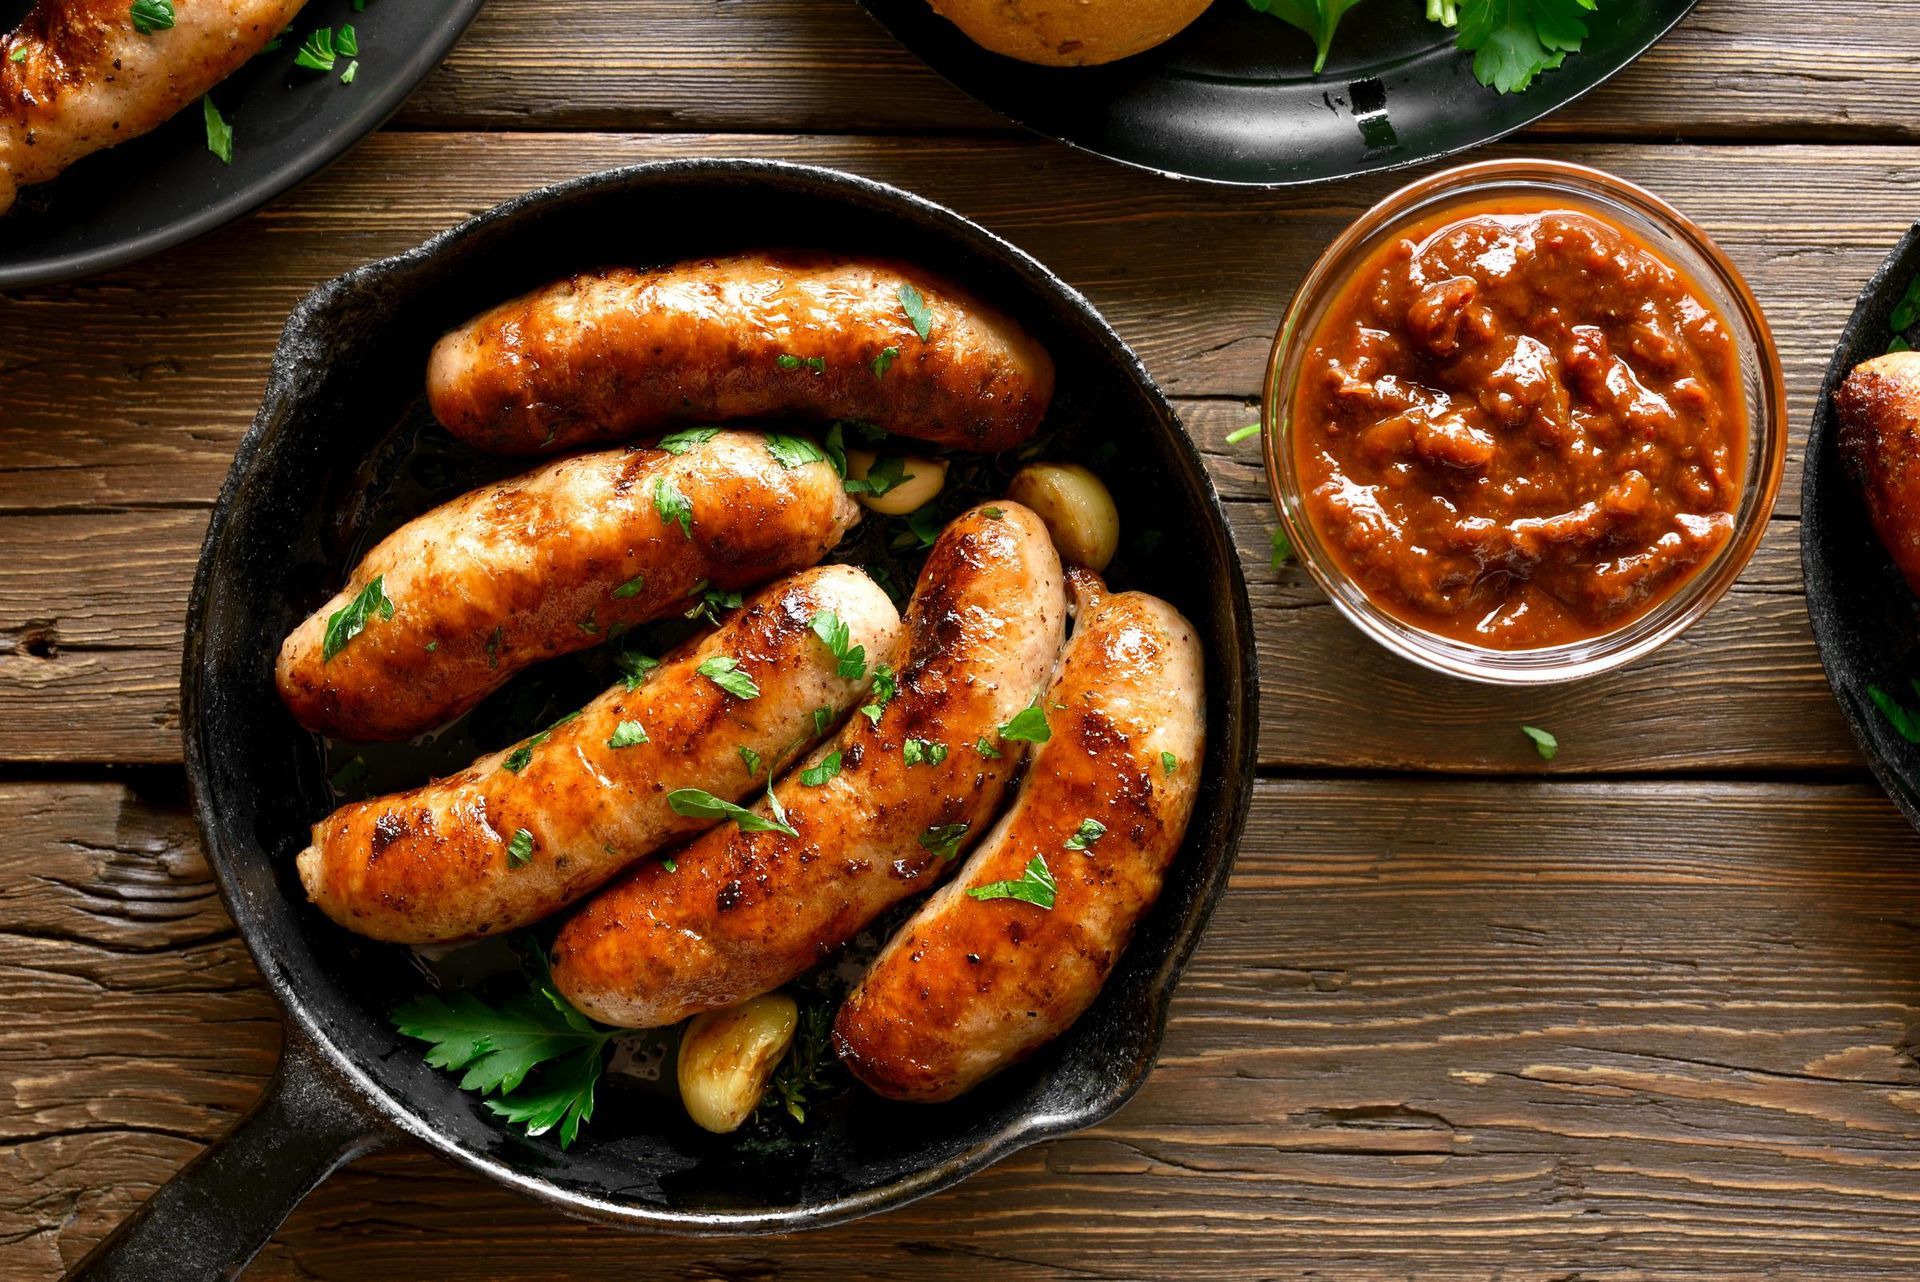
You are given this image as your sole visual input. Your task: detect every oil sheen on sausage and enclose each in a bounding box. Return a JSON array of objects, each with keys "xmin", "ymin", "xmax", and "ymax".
[
  {"xmin": 550, "ymin": 503, "xmax": 1068, "ymax": 1028},
  {"xmin": 297, "ymin": 566, "xmax": 904, "ymax": 945},
  {"xmin": 425, "ymin": 252, "xmax": 1055, "ymax": 456},
  {"xmin": 276, "ymin": 429, "xmax": 858, "ymax": 741},
  {"xmin": 834, "ymin": 570, "xmax": 1205, "ymax": 1102}
]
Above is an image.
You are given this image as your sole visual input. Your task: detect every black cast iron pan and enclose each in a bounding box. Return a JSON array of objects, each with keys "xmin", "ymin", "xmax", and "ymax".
[
  {"xmin": 1803, "ymin": 223, "xmax": 1920, "ymax": 828},
  {"xmin": 66, "ymin": 160, "xmax": 1258, "ymax": 1279}
]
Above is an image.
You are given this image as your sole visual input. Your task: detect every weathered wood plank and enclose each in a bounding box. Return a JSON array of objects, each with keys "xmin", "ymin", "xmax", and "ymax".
[
  {"xmin": 0, "ymin": 137, "xmax": 1898, "ymax": 768},
  {"xmin": 8, "ymin": 778, "xmax": 1920, "ymax": 1278},
  {"xmin": 393, "ymin": 0, "xmax": 1920, "ymax": 144}
]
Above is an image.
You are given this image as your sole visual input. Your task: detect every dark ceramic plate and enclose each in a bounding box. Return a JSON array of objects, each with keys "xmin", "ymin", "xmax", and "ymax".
[
  {"xmin": 68, "ymin": 161, "xmax": 1258, "ymax": 1279},
  {"xmin": 0, "ymin": 0, "xmax": 485, "ymax": 291},
  {"xmin": 1804, "ymin": 225, "xmax": 1920, "ymax": 829},
  {"xmin": 856, "ymin": 0, "xmax": 1697, "ymax": 187}
]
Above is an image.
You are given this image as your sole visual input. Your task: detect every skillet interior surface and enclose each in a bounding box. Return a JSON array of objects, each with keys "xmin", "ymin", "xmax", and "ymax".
[
  {"xmin": 182, "ymin": 159, "xmax": 1259, "ymax": 1231},
  {"xmin": 1802, "ymin": 224, "xmax": 1920, "ymax": 831}
]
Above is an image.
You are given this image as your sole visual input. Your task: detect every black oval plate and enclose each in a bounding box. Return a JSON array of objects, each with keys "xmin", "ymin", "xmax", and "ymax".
[
  {"xmin": 1804, "ymin": 225, "xmax": 1920, "ymax": 828},
  {"xmin": 0, "ymin": 0, "xmax": 485, "ymax": 291},
  {"xmin": 856, "ymin": 0, "xmax": 1696, "ymax": 187},
  {"xmin": 183, "ymin": 159, "xmax": 1259, "ymax": 1232}
]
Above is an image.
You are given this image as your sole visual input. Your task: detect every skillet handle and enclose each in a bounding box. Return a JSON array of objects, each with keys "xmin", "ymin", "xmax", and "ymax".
[{"xmin": 62, "ymin": 1021, "xmax": 391, "ymax": 1282}]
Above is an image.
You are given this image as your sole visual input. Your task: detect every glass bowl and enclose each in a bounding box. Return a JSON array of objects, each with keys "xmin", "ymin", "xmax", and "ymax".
[{"xmin": 1262, "ymin": 158, "xmax": 1788, "ymax": 685}]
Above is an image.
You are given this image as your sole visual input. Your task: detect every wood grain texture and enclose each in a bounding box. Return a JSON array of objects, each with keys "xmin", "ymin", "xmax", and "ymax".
[
  {"xmin": 8, "ymin": 778, "xmax": 1920, "ymax": 1279},
  {"xmin": 0, "ymin": 135, "xmax": 1897, "ymax": 768},
  {"xmin": 393, "ymin": 0, "xmax": 1920, "ymax": 143}
]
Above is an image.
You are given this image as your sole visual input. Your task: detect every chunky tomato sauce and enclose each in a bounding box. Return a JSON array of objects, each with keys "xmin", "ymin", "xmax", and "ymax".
[{"xmin": 1292, "ymin": 198, "xmax": 1746, "ymax": 650}]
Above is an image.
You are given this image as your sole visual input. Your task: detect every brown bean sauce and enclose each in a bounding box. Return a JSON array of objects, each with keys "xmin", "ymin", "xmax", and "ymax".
[{"xmin": 1292, "ymin": 199, "xmax": 1746, "ymax": 650}]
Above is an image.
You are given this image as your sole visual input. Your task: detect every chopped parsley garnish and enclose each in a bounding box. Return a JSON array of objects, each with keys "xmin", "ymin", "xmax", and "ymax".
[
  {"xmin": 1521, "ymin": 724, "xmax": 1559, "ymax": 761},
  {"xmin": 660, "ymin": 857, "xmax": 678, "ymax": 873},
  {"xmin": 607, "ymin": 720, "xmax": 648, "ymax": 749},
  {"xmin": 897, "ymin": 282, "xmax": 933, "ymax": 341},
  {"xmin": 424, "ymin": 640, "xmax": 438, "ymax": 653},
  {"xmin": 975, "ymin": 736, "xmax": 1002, "ymax": 759},
  {"xmin": 903, "ymin": 738, "xmax": 947, "ymax": 767},
  {"xmin": 998, "ymin": 700, "xmax": 1051, "ymax": 744},
  {"xmin": 1867, "ymin": 685, "xmax": 1920, "ymax": 744},
  {"xmin": 968, "ymin": 854, "xmax": 1056, "ymax": 909},
  {"xmin": 329, "ymin": 754, "xmax": 369, "ymax": 793},
  {"xmin": 578, "ymin": 610, "xmax": 599, "ymax": 636},
  {"xmin": 612, "ymin": 574, "xmax": 646, "ymax": 598},
  {"xmin": 859, "ymin": 664, "xmax": 897, "ymax": 727},
  {"xmin": 738, "ymin": 745, "xmax": 762, "ymax": 777},
  {"xmin": 294, "ymin": 26, "xmax": 340, "ymax": 70},
  {"xmin": 870, "ymin": 346, "xmax": 899, "ymax": 379},
  {"xmin": 813, "ymin": 706, "xmax": 831, "ymax": 736},
  {"xmin": 765, "ymin": 433, "xmax": 827, "ymax": 469},
  {"xmin": 1271, "ymin": 526, "xmax": 1294, "ymax": 569},
  {"xmin": 844, "ymin": 455, "xmax": 912, "ymax": 498},
  {"xmin": 891, "ymin": 504, "xmax": 941, "ymax": 552},
  {"xmin": 130, "ymin": 0, "xmax": 174, "ymax": 34},
  {"xmin": 1063, "ymin": 818, "xmax": 1107, "ymax": 851},
  {"xmin": 1161, "ymin": 750, "xmax": 1178, "ymax": 776},
  {"xmin": 765, "ymin": 784, "xmax": 793, "ymax": 832},
  {"xmin": 823, "ymin": 421, "xmax": 848, "ymax": 477},
  {"xmin": 486, "ymin": 626, "xmax": 504, "ymax": 668},
  {"xmin": 1225, "ymin": 423, "xmax": 1260, "ymax": 445},
  {"xmin": 616, "ymin": 649, "xmax": 658, "ymax": 691},
  {"xmin": 684, "ymin": 582, "xmax": 743, "ymax": 625},
  {"xmin": 321, "ymin": 575, "xmax": 393, "ymax": 662},
  {"xmin": 776, "ymin": 353, "xmax": 826, "ymax": 375},
  {"xmin": 809, "ymin": 610, "xmax": 867, "ymax": 680},
  {"xmin": 506, "ymin": 828, "xmax": 535, "ymax": 867},
  {"xmin": 340, "ymin": 58, "xmax": 358, "ymax": 84},
  {"xmin": 668, "ymin": 787, "xmax": 797, "ymax": 837},
  {"xmin": 982, "ymin": 506, "xmax": 1004, "ymax": 519},
  {"xmin": 392, "ymin": 945, "xmax": 612, "ymax": 1148},
  {"xmin": 657, "ymin": 427, "xmax": 719, "ymax": 455},
  {"xmin": 8, "ymin": 48, "xmax": 25, "ymax": 63},
  {"xmin": 201, "ymin": 95, "xmax": 233, "ymax": 164},
  {"xmin": 653, "ymin": 476, "xmax": 694, "ymax": 538},
  {"xmin": 919, "ymin": 822, "xmax": 969, "ymax": 862},
  {"xmin": 799, "ymin": 751, "xmax": 843, "ymax": 787},
  {"xmin": 697, "ymin": 656, "xmax": 760, "ymax": 700}
]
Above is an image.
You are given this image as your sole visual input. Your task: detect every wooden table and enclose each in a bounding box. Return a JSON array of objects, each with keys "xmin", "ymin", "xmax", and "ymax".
[{"xmin": 6, "ymin": 2, "xmax": 1920, "ymax": 1276}]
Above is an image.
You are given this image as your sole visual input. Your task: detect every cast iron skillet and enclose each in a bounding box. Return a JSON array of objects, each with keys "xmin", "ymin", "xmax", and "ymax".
[
  {"xmin": 0, "ymin": 0, "xmax": 486, "ymax": 291},
  {"xmin": 1803, "ymin": 224, "xmax": 1920, "ymax": 829},
  {"xmin": 856, "ymin": 0, "xmax": 1697, "ymax": 187},
  {"xmin": 65, "ymin": 160, "xmax": 1258, "ymax": 1280}
]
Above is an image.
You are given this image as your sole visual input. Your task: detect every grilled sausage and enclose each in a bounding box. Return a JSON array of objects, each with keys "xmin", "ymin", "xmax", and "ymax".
[
  {"xmin": 834, "ymin": 570, "xmax": 1204, "ymax": 1102},
  {"xmin": 276, "ymin": 429, "xmax": 859, "ymax": 741},
  {"xmin": 297, "ymin": 566, "xmax": 904, "ymax": 945},
  {"xmin": 426, "ymin": 252, "xmax": 1055, "ymax": 456},
  {"xmin": 1836, "ymin": 351, "xmax": 1920, "ymax": 596},
  {"xmin": 1, "ymin": 0, "xmax": 307, "ymax": 213},
  {"xmin": 551, "ymin": 503, "xmax": 1068, "ymax": 1028}
]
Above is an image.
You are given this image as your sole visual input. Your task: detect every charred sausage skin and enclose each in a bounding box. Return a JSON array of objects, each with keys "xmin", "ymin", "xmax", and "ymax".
[
  {"xmin": 550, "ymin": 503, "xmax": 1068, "ymax": 1028},
  {"xmin": 1, "ymin": 0, "xmax": 307, "ymax": 213},
  {"xmin": 833, "ymin": 570, "xmax": 1205, "ymax": 1102},
  {"xmin": 426, "ymin": 252, "xmax": 1055, "ymax": 456},
  {"xmin": 297, "ymin": 566, "xmax": 903, "ymax": 946},
  {"xmin": 276, "ymin": 429, "xmax": 859, "ymax": 741},
  {"xmin": 1837, "ymin": 351, "xmax": 1920, "ymax": 596}
]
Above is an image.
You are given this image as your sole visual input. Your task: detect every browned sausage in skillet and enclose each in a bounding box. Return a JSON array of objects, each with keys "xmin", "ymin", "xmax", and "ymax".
[
  {"xmin": 834, "ymin": 569, "xmax": 1205, "ymax": 1102},
  {"xmin": 298, "ymin": 565, "xmax": 904, "ymax": 945},
  {"xmin": 549, "ymin": 503, "xmax": 1068, "ymax": 1028},
  {"xmin": 425, "ymin": 252, "xmax": 1055, "ymax": 456},
  {"xmin": 276, "ymin": 428, "xmax": 858, "ymax": 741}
]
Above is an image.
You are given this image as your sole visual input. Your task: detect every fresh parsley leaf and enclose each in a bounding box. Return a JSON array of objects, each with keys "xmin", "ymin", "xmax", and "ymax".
[
  {"xmin": 340, "ymin": 57, "xmax": 358, "ymax": 83},
  {"xmin": 657, "ymin": 427, "xmax": 719, "ymax": 455},
  {"xmin": 809, "ymin": 610, "xmax": 867, "ymax": 680},
  {"xmin": 130, "ymin": 0, "xmax": 174, "ymax": 34},
  {"xmin": 739, "ymin": 745, "xmax": 763, "ymax": 777},
  {"xmin": 844, "ymin": 455, "xmax": 912, "ymax": 498},
  {"xmin": 1271, "ymin": 525, "xmax": 1294, "ymax": 569},
  {"xmin": 982, "ymin": 506, "xmax": 1004, "ymax": 520},
  {"xmin": 1225, "ymin": 423, "xmax": 1261, "ymax": 445},
  {"xmin": 975, "ymin": 736, "xmax": 1002, "ymax": 759},
  {"xmin": 903, "ymin": 738, "xmax": 947, "ymax": 767},
  {"xmin": 897, "ymin": 282, "xmax": 933, "ymax": 341},
  {"xmin": 661, "ymin": 857, "xmax": 678, "ymax": 873},
  {"xmin": 201, "ymin": 95, "xmax": 233, "ymax": 164},
  {"xmin": 1891, "ymin": 276, "xmax": 1920, "ymax": 340},
  {"xmin": 335, "ymin": 22, "xmax": 357, "ymax": 55},
  {"xmin": 919, "ymin": 822, "xmax": 969, "ymax": 862},
  {"xmin": 998, "ymin": 700, "xmax": 1051, "ymax": 744},
  {"xmin": 484, "ymin": 1044, "xmax": 603, "ymax": 1148},
  {"xmin": 684, "ymin": 582, "xmax": 743, "ymax": 625},
  {"xmin": 1521, "ymin": 724, "xmax": 1559, "ymax": 761},
  {"xmin": 776, "ymin": 353, "xmax": 826, "ymax": 374},
  {"xmin": 322, "ymin": 575, "xmax": 393, "ymax": 661},
  {"xmin": 1063, "ymin": 818, "xmax": 1107, "ymax": 851},
  {"xmin": 968, "ymin": 854, "xmax": 1057, "ymax": 909},
  {"xmin": 859, "ymin": 664, "xmax": 897, "ymax": 727},
  {"xmin": 607, "ymin": 720, "xmax": 648, "ymax": 749},
  {"xmin": 1446, "ymin": 0, "xmax": 1596, "ymax": 94},
  {"xmin": 765, "ymin": 783, "xmax": 793, "ymax": 832},
  {"xmin": 506, "ymin": 828, "xmax": 535, "ymax": 866},
  {"xmin": 765, "ymin": 433, "xmax": 827, "ymax": 469},
  {"xmin": 653, "ymin": 476, "xmax": 694, "ymax": 538},
  {"xmin": 667, "ymin": 787, "xmax": 797, "ymax": 837},
  {"xmin": 8, "ymin": 48, "xmax": 25, "ymax": 63},
  {"xmin": 1868, "ymin": 686, "xmax": 1920, "ymax": 744},
  {"xmin": 616, "ymin": 650, "xmax": 659, "ymax": 692},
  {"xmin": 424, "ymin": 640, "xmax": 438, "ymax": 653},
  {"xmin": 698, "ymin": 656, "xmax": 760, "ymax": 700},
  {"xmin": 799, "ymin": 751, "xmax": 843, "ymax": 787},
  {"xmin": 891, "ymin": 503, "xmax": 942, "ymax": 552},
  {"xmin": 823, "ymin": 421, "xmax": 849, "ymax": 477},
  {"xmin": 813, "ymin": 706, "xmax": 830, "ymax": 736},
  {"xmin": 612, "ymin": 574, "xmax": 646, "ymax": 598},
  {"xmin": 1161, "ymin": 750, "xmax": 1178, "ymax": 776},
  {"xmin": 1243, "ymin": 0, "xmax": 1367, "ymax": 73},
  {"xmin": 502, "ymin": 730, "xmax": 549, "ymax": 773},
  {"xmin": 294, "ymin": 26, "xmax": 337, "ymax": 70},
  {"xmin": 870, "ymin": 346, "xmax": 899, "ymax": 379}
]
